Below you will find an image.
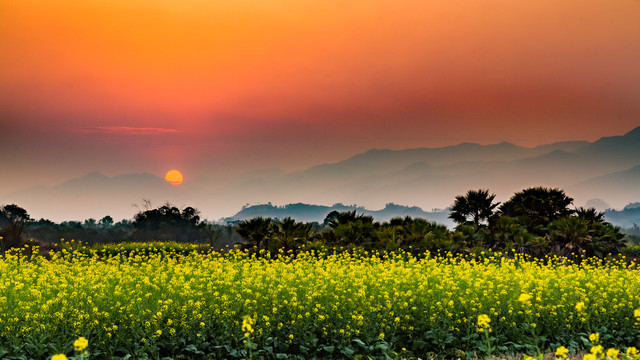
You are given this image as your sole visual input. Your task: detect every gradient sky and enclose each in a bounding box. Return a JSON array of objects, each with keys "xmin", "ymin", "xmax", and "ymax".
[{"xmin": 2, "ymin": 0, "xmax": 640, "ymax": 193}]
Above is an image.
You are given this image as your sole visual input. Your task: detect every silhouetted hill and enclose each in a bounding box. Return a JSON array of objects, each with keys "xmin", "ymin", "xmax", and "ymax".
[
  {"xmin": 253, "ymin": 126, "xmax": 640, "ymax": 210},
  {"xmin": 4, "ymin": 172, "xmax": 187, "ymax": 221},
  {"xmin": 604, "ymin": 204, "xmax": 640, "ymax": 229},
  {"xmin": 224, "ymin": 202, "xmax": 453, "ymax": 226},
  {"xmin": 569, "ymin": 165, "xmax": 640, "ymax": 208},
  {"xmin": 3, "ymin": 126, "xmax": 639, "ymax": 222}
]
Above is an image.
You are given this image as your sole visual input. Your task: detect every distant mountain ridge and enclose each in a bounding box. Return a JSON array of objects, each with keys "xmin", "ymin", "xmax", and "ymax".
[
  {"xmin": 223, "ymin": 202, "xmax": 453, "ymax": 226},
  {"xmin": 2, "ymin": 126, "xmax": 639, "ymax": 222},
  {"xmin": 4, "ymin": 172, "xmax": 188, "ymax": 222},
  {"xmin": 225, "ymin": 202, "xmax": 640, "ymax": 230}
]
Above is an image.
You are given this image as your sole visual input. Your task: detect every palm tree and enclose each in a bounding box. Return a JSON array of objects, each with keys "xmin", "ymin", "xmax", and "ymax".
[
  {"xmin": 449, "ymin": 189, "xmax": 500, "ymax": 229},
  {"xmin": 486, "ymin": 215, "xmax": 533, "ymax": 252},
  {"xmin": 575, "ymin": 207, "xmax": 607, "ymax": 224},
  {"xmin": 271, "ymin": 217, "xmax": 313, "ymax": 252},
  {"xmin": 324, "ymin": 211, "xmax": 377, "ymax": 247},
  {"xmin": 499, "ymin": 187, "xmax": 574, "ymax": 235},
  {"xmin": 548, "ymin": 216, "xmax": 591, "ymax": 256},
  {"xmin": 324, "ymin": 210, "xmax": 373, "ymax": 229},
  {"xmin": 235, "ymin": 217, "xmax": 273, "ymax": 250}
]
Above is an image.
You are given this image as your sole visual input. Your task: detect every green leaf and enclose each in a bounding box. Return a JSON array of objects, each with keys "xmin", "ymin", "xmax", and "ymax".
[
  {"xmin": 276, "ymin": 353, "xmax": 288, "ymax": 359},
  {"xmin": 185, "ymin": 344, "xmax": 203, "ymax": 355},
  {"xmin": 342, "ymin": 346, "xmax": 356, "ymax": 356},
  {"xmin": 322, "ymin": 346, "xmax": 335, "ymax": 353},
  {"xmin": 375, "ymin": 343, "xmax": 389, "ymax": 351},
  {"xmin": 353, "ymin": 339, "xmax": 366, "ymax": 348}
]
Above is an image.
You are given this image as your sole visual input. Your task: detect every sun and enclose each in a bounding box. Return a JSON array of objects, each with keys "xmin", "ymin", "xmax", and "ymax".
[{"xmin": 165, "ymin": 170, "xmax": 183, "ymax": 185}]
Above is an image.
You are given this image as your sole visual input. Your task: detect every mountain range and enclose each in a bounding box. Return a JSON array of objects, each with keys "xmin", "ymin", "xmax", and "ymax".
[
  {"xmin": 223, "ymin": 202, "xmax": 453, "ymax": 226},
  {"xmin": 2, "ymin": 126, "xmax": 639, "ymax": 222}
]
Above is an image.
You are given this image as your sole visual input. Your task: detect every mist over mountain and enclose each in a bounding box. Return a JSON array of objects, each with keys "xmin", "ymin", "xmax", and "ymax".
[{"xmin": 2, "ymin": 126, "xmax": 639, "ymax": 223}]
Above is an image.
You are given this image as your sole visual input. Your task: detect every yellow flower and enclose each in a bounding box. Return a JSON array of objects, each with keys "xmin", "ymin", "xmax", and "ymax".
[
  {"xmin": 575, "ymin": 301, "xmax": 586, "ymax": 312},
  {"xmin": 52, "ymin": 355, "xmax": 68, "ymax": 360},
  {"xmin": 518, "ymin": 293, "xmax": 532, "ymax": 304},
  {"xmin": 589, "ymin": 333, "xmax": 600, "ymax": 344},
  {"xmin": 242, "ymin": 315, "xmax": 254, "ymax": 334},
  {"xmin": 73, "ymin": 337, "xmax": 88, "ymax": 351},
  {"xmin": 606, "ymin": 348, "xmax": 619, "ymax": 358},
  {"xmin": 635, "ymin": 309, "xmax": 640, "ymax": 319},
  {"xmin": 556, "ymin": 346, "xmax": 569, "ymax": 358},
  {"xmin": 583, "ymin": 354, "xmax": 597, "ymax": 360},
  {"xmin": 626, "ymin": 347, "xmax": 638, "ymax": 357},
  {"xmin": 591, "ymin": 345, "xmax": 603, "ymax": 355},
  {"xmin": 477, "ymin": 314, "xmax": 491, "ymax": 328}
]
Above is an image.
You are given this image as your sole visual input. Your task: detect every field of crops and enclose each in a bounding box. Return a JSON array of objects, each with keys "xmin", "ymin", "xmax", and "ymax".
[{"xmin": 1, "ymin": 242, "xmax": 640, "ymax": 359}]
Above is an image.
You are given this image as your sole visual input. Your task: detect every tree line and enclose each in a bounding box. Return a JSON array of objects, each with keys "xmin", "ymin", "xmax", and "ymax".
[
  {"xmin": 0, "ymin": 203, "xmax": 242, "ymax": 251},
  {"xmin": 0, "ymin": 187, "xmax": 633, "ymax": 257},
  {"xmin": 232, "ymin": 187, "xmax": 627, "ymax": 258}
]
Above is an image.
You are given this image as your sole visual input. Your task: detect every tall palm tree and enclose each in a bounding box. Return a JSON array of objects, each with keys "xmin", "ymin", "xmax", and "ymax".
[
  {"xmin": 575, "ymin": 207, "xmax": 607, "ymax": 224},
  {"xmin": 499, "ymin": 187, "xmax": 574, "ymax": 234},
  {"xmin": 235, "ymin": 217, "xmax": 273, "ymax": 250},
  {"xmin": 486, "ymin": 215, "xmax": 533, "ymax": 252},
  {"xmin": 548, "ymin": 216, "xmax": 591, "ymax": 256},
  {"xmin": 449, "ymin": 189, "xmax": 500, "ymax": 229},
  {"xmin": 325, "ymin": 210, "xmax": 374, "ymax": 229},
  {"xmin": 271, "ymin": 217, "xmax": 313, "ymax": 252}
]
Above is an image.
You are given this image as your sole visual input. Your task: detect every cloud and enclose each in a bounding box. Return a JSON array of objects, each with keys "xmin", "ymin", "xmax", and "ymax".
[{"xmin": 75, "ymin": 126, "xmax": 181, "ymax": 135}]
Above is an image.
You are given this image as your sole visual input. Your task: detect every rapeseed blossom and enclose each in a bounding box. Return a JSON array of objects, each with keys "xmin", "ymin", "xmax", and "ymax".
[
  {"xmin": 518, "ymin": 293, "xmax": 533, "ymax": 305},
  {"xmin": 242, "ymin": 315, "xmax": 254, "ymax": 338},
  {"xmin": 606, "ymin": 348, "xmax": 619, "ymax": 358},
  {"xmin": 477, "ymin": 314, "xmax": 491, "ymax": 332},
  {"xmin": 73, "ymin": 336, "xmax": 88, "ymax": 351},
  {"xmin": 591, "ymin": 345, "xmax": 603, "ymax": 355},
  {"xmin": 1, "ymin": 243, "xmax": 640, "ymax": 358},
  {"xmin": 556, "ymin": 346, "xmax": 569, "ymax": 358}
]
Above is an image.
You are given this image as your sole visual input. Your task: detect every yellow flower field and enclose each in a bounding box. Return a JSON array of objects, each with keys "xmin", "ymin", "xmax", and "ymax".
[{"xmin": 0, "ymin": 244, "xmax": 639, "ymax": 359}]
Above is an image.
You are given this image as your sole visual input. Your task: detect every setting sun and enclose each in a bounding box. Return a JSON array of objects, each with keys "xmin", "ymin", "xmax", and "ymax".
[{"xmin": 165, "ymin": 170, "xmax": 183, "ymax": 185}]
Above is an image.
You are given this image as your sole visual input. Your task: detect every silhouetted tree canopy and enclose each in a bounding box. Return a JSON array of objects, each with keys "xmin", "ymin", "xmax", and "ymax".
[
  {"xmin": 235, "ymin": 217, "xmax": 273, "ymax": 249},
  {"xmin": 499, "ymin": 187, "xmax": 574, "ymax": 235},
  {"xmin": 132, "ymin": 203, "xmax": 202, "ymax": 242},
  {"xmin": 449, "ymin": 189, "xmax": 499, "ymax": 229},
  {"xmin": 0, "ymin": 204, "xmax": 31, "ymax": 250}
]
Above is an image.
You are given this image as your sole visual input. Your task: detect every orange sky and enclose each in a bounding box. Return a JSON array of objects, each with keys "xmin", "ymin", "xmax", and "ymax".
[{"xmin": 1, "ymin": 0, "xmax": 640, "ymax": 192}]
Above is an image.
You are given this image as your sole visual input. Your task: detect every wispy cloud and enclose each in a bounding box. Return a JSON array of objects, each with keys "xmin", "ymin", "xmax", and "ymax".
[{"xmin": 75, "ymin": 126, "xmax": 181, "ymax": 135}]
